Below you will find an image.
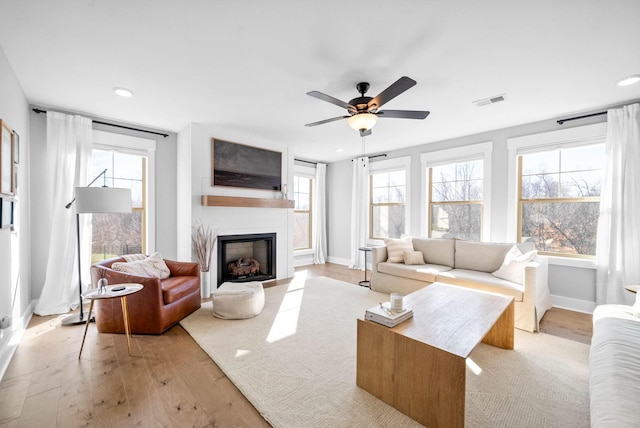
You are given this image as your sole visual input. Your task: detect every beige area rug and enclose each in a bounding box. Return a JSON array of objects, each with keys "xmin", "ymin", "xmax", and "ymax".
[{"xmin": 180, "ymin": 276, "xmax": 590, "ymax": 427}]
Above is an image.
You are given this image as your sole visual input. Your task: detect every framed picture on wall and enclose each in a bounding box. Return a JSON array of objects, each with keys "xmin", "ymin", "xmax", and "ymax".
[
  {"xmin": 211, "ymin": 138, "xmax": 282, "ymax": 190},
  {"xmin": 0, "ymin": 120, "xmax": 14, "ymax": 195},
  {"xmin": 0, "ymin": 197, "xmax": 14, "ymax": 229},
  {"xmin": 13, "ymin": 131, "xmax": 19, "ymax": 164}
]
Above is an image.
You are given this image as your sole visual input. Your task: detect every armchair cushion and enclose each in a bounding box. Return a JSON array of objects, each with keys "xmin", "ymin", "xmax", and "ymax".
[
  {"xmin": 162, "ymin": 276, "xmax": 200, "ymax": 304},
  {"xmin": 111, "ymin": 252, "xmax": 171, "ymax": 279}
]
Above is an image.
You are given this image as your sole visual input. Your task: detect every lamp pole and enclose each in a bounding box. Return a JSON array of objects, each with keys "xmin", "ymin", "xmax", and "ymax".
[{"xmin": 61, "ymin": 168, "xmax": 108, "ymax": 326}]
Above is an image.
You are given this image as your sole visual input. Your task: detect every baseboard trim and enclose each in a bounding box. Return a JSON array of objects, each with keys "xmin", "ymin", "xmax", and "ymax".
[
  {"xmin": 551, "ymin": 294, "xmax": 596, "ymax": 314},
  {"xmin": 327, "ymin": 256, "xmax": 351, "ymax": 267},
  {"xmin": 0, "ymin": 301, "xmax": 34, "ymax": 382}
]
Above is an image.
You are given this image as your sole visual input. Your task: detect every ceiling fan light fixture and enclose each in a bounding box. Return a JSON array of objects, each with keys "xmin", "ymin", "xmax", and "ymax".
[
  {"xmin": 113, "ymin": 87, "xmax": 134, "ymax": 97},
  {"xmin": 347, "ymin": 112, "xmax": 378, "ymax": 132},
  {"xmin": 617, "ymin": 74, "xmax": 640, "ymax": 87}
]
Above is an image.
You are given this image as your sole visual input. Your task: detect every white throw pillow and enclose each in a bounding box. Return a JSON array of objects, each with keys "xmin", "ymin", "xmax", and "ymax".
[
  {"xmin": 384, "ymin": 236, "xmax": 414, "ymax": 263},
  {"xmin": 491, "ymin": 245, "xmax": 537, "ymax": 284},
  {"xmin": 403, "ymin": 250, "xmax": 425, "ymax": 265},
  {"xmin": 122, "ymin": 253, "xmax": 146, "ymax": 262},
  {"xmin": 111, "ymin": 252, "xmax": 171, "ymax": 279}
]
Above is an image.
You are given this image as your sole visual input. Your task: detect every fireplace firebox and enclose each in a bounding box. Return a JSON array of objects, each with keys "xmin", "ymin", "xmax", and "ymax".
[{"xmin": 217, "ymin": 233, "xmax": 276, "ymax": 286}]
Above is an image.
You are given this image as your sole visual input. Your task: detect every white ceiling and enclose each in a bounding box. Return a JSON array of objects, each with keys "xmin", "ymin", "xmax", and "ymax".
[{"xmin": 1, "ymin": 0, "xmax": 639, "ymax": 163}]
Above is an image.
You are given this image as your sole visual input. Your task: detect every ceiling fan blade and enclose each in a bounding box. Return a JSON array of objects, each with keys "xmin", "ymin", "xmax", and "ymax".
[
  {"xmin": 359, "ymin": 129, "xmax": 372, "ymax": 137},
  {"xmin": 368, "ymin": 76, "xmax": 417, "ymax": 110},
  {"xmin": 305, "ymin": 115, "xmax": 349, "ymax": 127},
  {"xmin": 307, "ymin": 91, "xmax": 354, "ymax": 111},
  {"xmin": 377, "ymin": 110, "xmax": 430, "ymax": 119}
]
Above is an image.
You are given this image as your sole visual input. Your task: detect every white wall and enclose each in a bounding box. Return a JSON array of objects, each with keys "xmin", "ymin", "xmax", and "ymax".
[
  {"xmin": 0, "ymin": 46, "xmax": 31, "ymax": 380},
  {"xmin": 325, "ymin": 105, "xmax": 639, "ymax": 313},
  {"xmin": 179, "ymin": 123, "xmax": 295, "ymax": 286}
]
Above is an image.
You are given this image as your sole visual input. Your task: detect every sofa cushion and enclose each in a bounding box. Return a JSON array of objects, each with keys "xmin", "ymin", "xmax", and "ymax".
[
  {"xmin": 412, "ymin": 237, "xmax": 455, "ymax": 267},
  {"xmin": 378, "ymin": 261, "xmax": 451, "ymax": 283},
  {"xmin": 111, "ymin": 252, "xmax": 171, "ymax": 279},
  {"xmin": 384, "ymin": 236, "xmax": 414, "ymax": 263},
  {"xmin": 492, "ymin": 245, "xmax": 537, "ymax": 284},
  {"xmin": 161, "ymin": 275, "xmax": 200, "ymax": 304},
  {"xmin": 454, "ymin": 241, "xmax": 515, "ymax": 273},
  {"xmin": 436, "ymin": 269, "xmax": 524, "ymax": 301},
  {"xmin": 403, "ymin": 250, "xmax": 425, "ymax": 265}
]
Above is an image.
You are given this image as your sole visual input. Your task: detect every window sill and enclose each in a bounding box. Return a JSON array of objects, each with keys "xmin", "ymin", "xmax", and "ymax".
[
  {"xmin": 546, "ymin": 256, "xmax": 596, "ymax": 269},
  {"xmin": 294, "ymin": 249, "xmax": 314, "ymax": 256}
]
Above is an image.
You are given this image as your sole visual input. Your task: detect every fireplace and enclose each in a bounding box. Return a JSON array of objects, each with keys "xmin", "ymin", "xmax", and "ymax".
[{"xmin": 217, "ymin": 233, "xmax": 276, "ymax": 286}]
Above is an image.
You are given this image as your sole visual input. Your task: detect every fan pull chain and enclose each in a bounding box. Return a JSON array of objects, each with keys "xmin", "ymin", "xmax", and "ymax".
[{"xmin": 361, "ymin": 136, "xmax": 366, "ymax": 167}]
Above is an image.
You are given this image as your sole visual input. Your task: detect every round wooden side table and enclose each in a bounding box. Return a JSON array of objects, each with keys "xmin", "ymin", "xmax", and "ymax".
[{"xmin": 78, "ymin": 283, "xmax": 143, "ymax": 359}]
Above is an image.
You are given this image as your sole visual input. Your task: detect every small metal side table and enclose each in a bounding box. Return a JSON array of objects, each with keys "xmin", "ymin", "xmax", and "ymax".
[
  {"xmin": 79, "ymin": 283, "xmax": 143, "ymax": 359},
  {"xmin": 359, "ymin": 246, "xmax": 372, "ymax": 288},
  {"xmin": 624, "ymin": 285, "xmax": 640, "ymax": 294}
]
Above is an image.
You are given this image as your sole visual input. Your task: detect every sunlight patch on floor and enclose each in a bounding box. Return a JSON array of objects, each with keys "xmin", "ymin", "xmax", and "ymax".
[
  {"xmin": 235, "ymin": 349, "xmax": 251, "ymax": 358},
  {"xmin": 266, "ymin": 271, "xmax": 308, "ymax": 343},
  {"xmin": 466, "ymin": 357, "xmax": 483, "ymax": 375}
]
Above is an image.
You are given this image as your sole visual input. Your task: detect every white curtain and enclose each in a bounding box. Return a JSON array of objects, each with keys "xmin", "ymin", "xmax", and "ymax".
[
  {"xmin": 35, "ymin": 113, "xmax": 93, "ymax": 316},
  {"xmin": 313, "ymin": 163, "xmax": 327, "ymax": 264},
  {"xmin": 349, "ymin": 157, "xmax": 369, "ymax": 269},
  {"xmin": 596, "ymin": 103, "xmax": 640, "ymax": 305}
]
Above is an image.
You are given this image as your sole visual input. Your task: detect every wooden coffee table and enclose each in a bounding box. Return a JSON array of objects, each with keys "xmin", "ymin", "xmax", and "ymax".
[{"xmin": 356, "ymin": 282, "xmax": 514, "ymax": 428}]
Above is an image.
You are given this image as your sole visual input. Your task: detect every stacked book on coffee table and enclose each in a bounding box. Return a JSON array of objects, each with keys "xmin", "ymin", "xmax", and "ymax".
[{"xmin": 365, "ymin": 302, "xmax": 413, "ymax": 328}]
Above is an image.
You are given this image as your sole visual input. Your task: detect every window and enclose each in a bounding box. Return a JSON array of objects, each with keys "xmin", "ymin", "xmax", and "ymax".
[
  {"xmin": 518, "ymin": 144, "xmax": 604, "ymax": 257},
  {"xmin": 293, "ymin": 175, "xmax": 312, "ymax": 250},
  {"xmin": 90, "ymin": 129, "xmax": 156, "ymax": 263},
  {"xmin": 428, "ymin": 159, "xmax": 483, "ymax": 240},
  {"xmin": 90, "ymin": 149, "xmax": 147, "ymax": 262},
  {"xmin": 370, "ymin": 170, "xmax": 406, "ymax": 239}
]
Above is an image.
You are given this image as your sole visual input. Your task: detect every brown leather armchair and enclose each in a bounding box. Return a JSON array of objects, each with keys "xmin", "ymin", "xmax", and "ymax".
[{"xmin": 90, "ymin": 256, "xmax": 201, "ymax": 334}]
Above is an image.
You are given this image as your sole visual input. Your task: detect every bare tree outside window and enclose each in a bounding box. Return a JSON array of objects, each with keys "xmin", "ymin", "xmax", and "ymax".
[
  {"xmin": 518, "ymin": 144, "xmax": 604, "ymax": 257},
  {"xmin": 370, "ymin": 170, "xmax": 406, "ymax": 239},
  {"xmin": 429, "ymin": 159, "xmax": 483, "ymax": 240}
]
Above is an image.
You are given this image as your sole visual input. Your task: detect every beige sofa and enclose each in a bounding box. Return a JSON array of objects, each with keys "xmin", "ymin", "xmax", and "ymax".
[{"xmin": 371, "ymin": 238, "xmax": 552, "ymax": 332}]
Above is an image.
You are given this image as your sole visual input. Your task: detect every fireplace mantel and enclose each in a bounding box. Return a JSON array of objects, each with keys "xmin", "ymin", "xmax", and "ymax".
[{"xmin": 201, "ymin": 195, "xmax": 295, "ymax": 208}]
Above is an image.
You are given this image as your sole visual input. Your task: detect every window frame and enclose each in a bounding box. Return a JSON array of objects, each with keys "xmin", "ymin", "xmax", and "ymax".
[
  {"xmin": 293, "ymin": 173, "xmax": 313, "ymax": 251},
  {"xmin": 93, "ymin": 130, "xmax": 156, "ymax": 253},
  {"xmin": 507, "ymin": 122, "xmax": 606, "ymax": 264},
  {"xmin": 421, "ymin": 142, "xmax": 492, "ymax": 240},
  {"xmin": 368, "ymin": 156, "xmax": 411, "ymax": 241}
]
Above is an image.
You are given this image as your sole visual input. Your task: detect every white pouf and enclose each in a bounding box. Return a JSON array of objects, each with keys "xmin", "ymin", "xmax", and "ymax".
[{"xmin": 212, "ymin": 281, "xmax": 265, "ymax": 319}]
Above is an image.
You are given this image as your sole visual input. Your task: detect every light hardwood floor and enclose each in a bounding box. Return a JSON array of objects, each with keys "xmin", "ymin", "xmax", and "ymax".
[{"xmin": 0, "ymin": 263, "xmax": 592, "ymax": 427}]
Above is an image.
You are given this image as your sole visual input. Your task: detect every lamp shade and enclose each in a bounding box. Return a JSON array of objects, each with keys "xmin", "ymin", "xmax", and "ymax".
[
  {"xmin": 347, "ymin": 112, "xmax": 378, "ymax": 131},
  {"xmin": 74, "ymin": 187, "xmax": 132, "ymax": 214}
]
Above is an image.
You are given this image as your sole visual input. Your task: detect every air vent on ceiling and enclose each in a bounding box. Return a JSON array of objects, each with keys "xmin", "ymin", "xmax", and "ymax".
[{"xmin": 473, "ymin": 93, "xmax": 506, "ymax": 107}]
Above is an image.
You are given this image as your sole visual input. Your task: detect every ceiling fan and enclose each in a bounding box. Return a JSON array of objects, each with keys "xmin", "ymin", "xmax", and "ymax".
[{"xmin": 305, "ymin": 76, "xmax": 430, "ymax": 137}]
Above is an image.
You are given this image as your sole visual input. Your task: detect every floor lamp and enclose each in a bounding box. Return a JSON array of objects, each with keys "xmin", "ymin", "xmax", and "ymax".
[{"xmin": 61, "ymin": 183, "xmax": 132, "ymax": 326}]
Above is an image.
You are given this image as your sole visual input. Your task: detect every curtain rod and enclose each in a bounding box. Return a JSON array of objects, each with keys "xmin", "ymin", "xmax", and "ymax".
[
  {"xmin": 351, "ymin": 153, "xmax": 387, "ymax": 162},
  {"xmin": 557, "ymin": 111, "xmax": 607, "ymax": 125},
  {"xmin": 32, "ymin": 108, "xmax": 169, "ymax": 138},
  {"xmin": 294, "ymin": 158, "xmax": 318, "ymax": 165}
]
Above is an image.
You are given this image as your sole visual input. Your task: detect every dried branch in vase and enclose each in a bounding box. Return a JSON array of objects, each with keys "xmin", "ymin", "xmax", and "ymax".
[{"xmin": 192, "ymin": 223, "xmax": 218, "ymax": 272}]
